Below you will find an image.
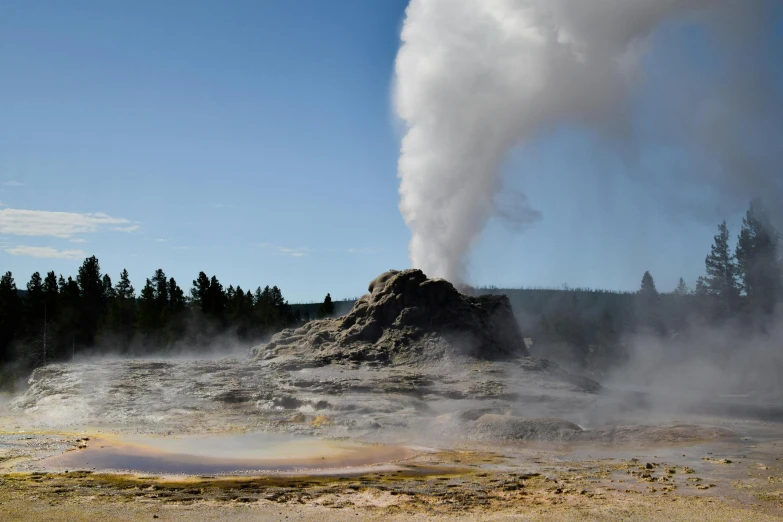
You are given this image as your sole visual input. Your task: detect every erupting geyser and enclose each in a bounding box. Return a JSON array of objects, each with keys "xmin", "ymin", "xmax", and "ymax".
[{"xmin": 394, "ymin": 0, "xmax": 781, "ymax": 283}]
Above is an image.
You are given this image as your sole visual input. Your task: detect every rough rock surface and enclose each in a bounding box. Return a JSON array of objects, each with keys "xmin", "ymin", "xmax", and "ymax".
[
  {"xmin": 6, "ymin": 353, "xmax": 604, "ymax": 439},
  {"xmin": 256, "ymin": 269, "xmax": 529, "ymax": 365},
  {"xmin": 469, "ymin": 414, "xmax": 584, "ymax": 442}
]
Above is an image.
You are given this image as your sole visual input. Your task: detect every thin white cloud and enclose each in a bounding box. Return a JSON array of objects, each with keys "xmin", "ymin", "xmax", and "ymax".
[
  {"xmin": 3, "ymin": 180, "xmax": 24, "ymax": 187},
  {"xmin": 156, "ymin": 238, "xmax": 168, "ymax": 243},
  {"xmin": 4, "ymin": 245, "xmax": 87, "ymax": 259},
  {"xmin": 113, "ymin": 225, "xmax": 140, "ymax": 233},
  {"xmin": 259, "ymin": 243, "xmax": 310, "ymax": 258},
  {"xmin": 212, "ymin": 203, "xmax": 236, "ymax": 209},
  {"xmin": 69, "ymin": 238, "xmax": 88, "ymax": 244},
  {"xmin": 0, "ymin": 208, "xmax": 137, "ymax": 238},
  {"xmin": 174, "ymin": 246, "xmax": 190, "ymax": 250}
]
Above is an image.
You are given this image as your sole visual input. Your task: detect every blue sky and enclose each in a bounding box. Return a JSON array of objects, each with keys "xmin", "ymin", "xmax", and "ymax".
[{"xmin": 0, "ymin": 1, "xmax": 779, "ymax": 302}]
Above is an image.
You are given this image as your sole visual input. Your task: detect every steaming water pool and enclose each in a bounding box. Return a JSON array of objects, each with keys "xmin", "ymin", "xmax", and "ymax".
[{"xmin": 39, "ymin": 432, "xmax": 415, "ymax": 475}]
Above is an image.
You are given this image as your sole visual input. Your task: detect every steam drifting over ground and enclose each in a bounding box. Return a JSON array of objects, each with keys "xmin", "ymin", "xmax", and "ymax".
[{"xmin": 394, "ymin": 0, "xmax": 781, "ymax": 282}]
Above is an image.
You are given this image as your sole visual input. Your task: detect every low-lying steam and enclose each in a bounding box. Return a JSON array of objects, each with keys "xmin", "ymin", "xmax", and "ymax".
[{"xmin": 394, "ymin": 0, "xmax": 780, "ymax": 283}]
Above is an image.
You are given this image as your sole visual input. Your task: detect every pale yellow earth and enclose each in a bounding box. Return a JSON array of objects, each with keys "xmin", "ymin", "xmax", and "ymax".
[{"xmin": 2, "ymin": 432, "xmax": 783, "ymax": 521}]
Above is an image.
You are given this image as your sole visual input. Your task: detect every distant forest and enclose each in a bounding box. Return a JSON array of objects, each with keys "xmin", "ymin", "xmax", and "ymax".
[
  {"xmin": 484, "ymin": 198, "xmax": 783, "ymax": 376},
  {"xmin": 0, "ymin": 198, "xmax": 779, "ymax": 388},
  {"xmin": 0, "ymin": 261, "xmax": 342, "ymax": 388}
]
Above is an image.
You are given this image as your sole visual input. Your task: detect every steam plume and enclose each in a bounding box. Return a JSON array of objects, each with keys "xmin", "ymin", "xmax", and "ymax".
[{"xmin": 394, "ymin": 0, "xmax": 780, "ymax": 283}]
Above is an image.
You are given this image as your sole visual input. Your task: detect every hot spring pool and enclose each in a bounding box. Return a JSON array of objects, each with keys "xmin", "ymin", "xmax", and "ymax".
[{"xmin": 39, "ymin": 432, "xmax": 414, "ymax": 475}]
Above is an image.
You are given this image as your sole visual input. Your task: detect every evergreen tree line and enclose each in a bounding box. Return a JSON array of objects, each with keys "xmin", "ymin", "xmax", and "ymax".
[
  {"xmin": 0, "ymin": 258, "xmax": 336, "ymax": 386},
  {"xmin": 483, "ymin": 198, "xmax": 783, "ymax": 374}
]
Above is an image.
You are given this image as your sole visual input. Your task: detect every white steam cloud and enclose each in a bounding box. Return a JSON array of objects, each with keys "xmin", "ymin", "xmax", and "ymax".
[{"xmin": 394, "ymin": 0, "xmax": 780, "ymax": 283}]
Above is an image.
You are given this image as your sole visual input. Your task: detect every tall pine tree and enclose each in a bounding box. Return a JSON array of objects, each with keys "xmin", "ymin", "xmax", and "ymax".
[
  {"xmin": 674, "ymin": 278, "xmax": 690, "ymax": 296},
  {"xmin": 24, "ymin": 272, "xmax": 45, "ymax": 341},
  {"xmin": 736, "ymin": 198, "xmax": 781, "ymax": 315},
  {"xmin": 317, "ymin": 293, "xmax": 335, "ymax": 318},
  {"xmin": 104, "ymin": 269, "xmax": 136, "ymax": 349},
  {"xmin": 137, "ymin": 278, "xmax": 159, "ymax": 335},
  {"xmin": 42, "ymin": 271, "xmax": 60, "ymax": 326},
  {"xmin": 0, "ymin": 272, "xmax": 21, "ymax": 363},
  {"xmin": 77, "ymin": 256, "xmax": 104, "ymax": 345},
  {"xmin": 704, "ymin": 221, "xmax": 740, "ymax": 319},
  {"xmin": 636, "ymin": 271, "xmax": 662, "ymax": 334}
]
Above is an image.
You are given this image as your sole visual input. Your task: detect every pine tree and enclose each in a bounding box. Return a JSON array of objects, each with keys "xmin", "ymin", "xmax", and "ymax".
[
  {"xmin": 227, "ymin": 286, "xmax": 252, "ymax": 338},
  {"xmin": 105, "ymin": 269, "xmax": 136, "ymax": 349},
  {"xmin": 137, "ymin": 278, "xmax": 159, "ymax": 334},
  {"xmin": 226, "ymin": 285, "xmax": 236, "ymax": 317},
  {"xmin": 674, "ymin": 278, "xmax": 690, "ymax": 296},
  {"xmin": 56, "ymin": 276, "xmax": 81, "ymax": 359},
  {"xmin": 207, "ymin": 276, "xmax": 226, "ymax": 319},
  {"xmin": 695, "ymin": 276, "xmax": 708, "ymax": 296},
  {"xmin": 152, "ymin": 269, "xmax": 169, "ymax": 309},
  {"xmin": 270, "ymin": 286, "xmax": 292, "ymax": 326},
  {"xmin": 42, "ymin": 271, "xmax": 60, "ymax": 325},
  {"xmin": 317, "ymin": 293, "xmax": 335, "ymax": 318},
  {"xmin": 736, "ymin": 198, "xmax": 781, "ymax": 315},
  {"xmin": 670, "ymin": 277, "xmax": 692, "ymax": 331},
  {"xmin": 0, "ymin": 272, "xmax": 22, "ymax": 363},
  {"xmin": 24, "ymin": 272, "xmax": 45, "ymax": 338},
  {"xmin": 191, "ymin": 272, "xmax": 211, "ymax": 314},
  {"xmin": 640, "ymin": 271, "xmax": 657, "ymax": 295},
  {"xmin": 168, "ymin": 278, "xmax": 185, "ymax": 314},
  {"xmin": 77, "ymin": 256, "xmax": 104, "ymax": 344},
  {"xmin": 25, "ymin": 272, "xmax": 55, "ymax": 367},
  {"xmin": 102, "ymin": 274, "xmax": 115, "ymax": 300},
  {"xmin": 636, "ymin": 271, "xmax": 662, "ymax": 334},
  {"xmin": 165, "ymin": 277, "xmax": 186, "ymax": 344},
  {"xmin": 254, "ymin": 285, "xmax": 278, "ymax": 328},
  {"xmin": 704, "ymin": 221, "xmax": 740, "ymax": 318},
  {"xmin": 115, "ymin": 269, "xmax": 134, "ymax": 299}
]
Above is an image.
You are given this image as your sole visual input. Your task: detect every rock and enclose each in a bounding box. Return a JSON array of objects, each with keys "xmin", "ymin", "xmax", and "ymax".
[
  {"xmin": 255, "ymin": 269, "xmax": 529, "ymax": 366},
  {"xmin": 469, "ymin": 414, "xmax": 583, "ymax": 442}
]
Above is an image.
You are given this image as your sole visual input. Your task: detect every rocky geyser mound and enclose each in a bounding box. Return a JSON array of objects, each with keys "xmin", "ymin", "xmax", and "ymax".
[{"xmin": 255, "ymin": 269, "xmax": 529, "ymax": 365}]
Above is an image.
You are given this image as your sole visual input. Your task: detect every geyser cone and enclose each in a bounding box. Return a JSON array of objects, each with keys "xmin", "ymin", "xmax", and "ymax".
[{"xmin": 256, "ymin": 269, "xmax": 529, "ymax": 365}]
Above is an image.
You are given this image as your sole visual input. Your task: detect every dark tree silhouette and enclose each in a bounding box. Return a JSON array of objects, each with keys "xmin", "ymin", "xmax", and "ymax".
[
  {"xmin": 736, "ymin": 198, "xmax": 781, "ymax": 315},
  {"xmin": 207, "ymin": 276, "xmax": 226, "ymax": 320},
  {"xmin": 704, "ymin": 221, "xmax": 740, "ymax": 319},
  {"xmin": 317, "ymin": 293, "xmax": 335, "ymax": 318},
  {"xmin": 637, "ymin": 271, "xmax": 663, "ymax": 334},
  {"xmin": 104, "ymin": 269, "xmax": 136, "ymax": 349},
  {"xmin": 77, "ymin": 256, "xmax": 105, "ymax": 345},
  {"xmin": 674, "ymin": 277, "xmax": 689, "ymax": 296},
  {"xmin": 0, "ymin": 272, "xmax": 21, "ymax": 363},
  {"xmin": 137, "ymin": 278, "xmax": 159, "ymax": 335},
  {"xmin": 57, "ymin": 276, "xmax": 80, "ymax": 360},
  {"xmin": 168, "ymin": 278, "xmax": 185, "ymax": 314},
  {"xmin": 24, "ymin": 272, "xmax": 45, "ymax": 337},
  {"xmin": 42, "ymin": 271, "xmax": 60, "ymax": 325},
  {"xmin": 102, "ymin": 274, "xmax": 115, "ymax": 301},
  {"xmin": 191, "ymin": 272, "xmax": 212, "ymax": 314},
  {"xmin": 640, "ymin": 271, "xmax": 657, "ymax": 295}
]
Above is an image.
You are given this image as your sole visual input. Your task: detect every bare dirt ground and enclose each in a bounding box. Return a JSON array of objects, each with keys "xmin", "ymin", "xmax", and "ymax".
[{"xmin": 2, "ymin": 418, "xmax": 783, "ymax": 521}]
